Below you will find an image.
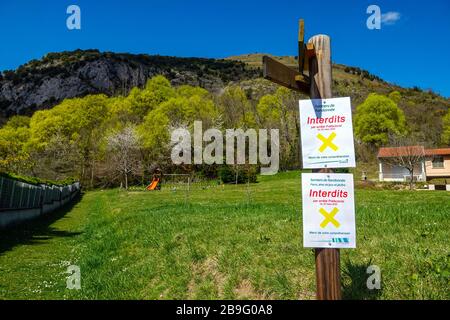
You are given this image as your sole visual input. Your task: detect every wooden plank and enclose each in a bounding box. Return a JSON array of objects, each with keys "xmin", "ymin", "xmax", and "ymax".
[
  {"xmin": 308, "ymin": 34, "xmax": 341, "ymax": 300},
  {"xmin": 298, "ymin": 19, "xmax": 305, "ymax": 73},
  {"xmin": 303, "ymin": 43, "xmax": 316, "ymax": 72},
  {"xmin": 297, "ymin": 20, "xmax": 316, "ymax": 75},
  {"xmin": 306, "ymin": 43, "xmax": 315, "ymax": 58},
  {"xmin": 263, "ymin": 55, "xmax": 309, "ymax": 94}
]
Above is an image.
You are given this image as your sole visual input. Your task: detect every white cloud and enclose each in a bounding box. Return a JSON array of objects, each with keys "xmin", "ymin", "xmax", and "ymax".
[{"xmin": 381, "ymin": 11, "xmax": 401, "ymax": 25}]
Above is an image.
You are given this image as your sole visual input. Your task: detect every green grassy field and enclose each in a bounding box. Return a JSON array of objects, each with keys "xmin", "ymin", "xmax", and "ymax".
[{"xmin": 0, "ymin": 171, "xmax": 449, "ymax": 300}]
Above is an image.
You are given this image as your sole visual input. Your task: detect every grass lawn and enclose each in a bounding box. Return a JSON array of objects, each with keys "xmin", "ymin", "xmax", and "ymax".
[{"xmin": 0, "ymin": 171, "xmax": 449, "ymax": 299}]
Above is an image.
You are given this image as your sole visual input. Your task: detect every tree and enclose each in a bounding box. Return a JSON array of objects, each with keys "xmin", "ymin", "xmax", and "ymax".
[
  {"xmin": 441, "ymin": 108, "xmax": 450, "ymax": 145},
  {"xmin": 217, "ymin": 86, "xmax": 255, "ymax": 128},
  {"xmin": 388, "ymin": 91, "xmax": 402, "ymax": 104},
  {"xmin": 256, "ymin": 94, "xmax": 281, "ymax": 128},
  {"xmin": 106, "ymin": 126, "xmax": 142, "ymax": 189},
  {"xmin": 383, "ymin": 136, "xmax": 425, "ymax": 190},
  {"xmin": 176, "ymin": 85, "xmax": 209, "ymax": 98},
  {"xmin": 29, "ymin": 132, "xmax": 80, "ymax": 181},
  {"xmin": 138, "ymin": 91, "xmax": 219, "ymax": 149},
  {"xmin": 257, "ymin": 87, "xmax": 300, "ymax": 170},
  {"xmin": 4, "ymin": 115, "xmax": 30, "ymax": 128},
  {"xmin": 27, "ymin": 94, "xmax": 109, "ymax": 185},
  {"xmin": 354, "ymin": 93, "xmax": 407, "ymax": 147},
  {"xmin": 107, "ymin": 96, "xmax": 136, "ymax": 125},
  {"xmin": 0, "ymin": 116, "xmax": 31, "ymax": 173},
  {"xmin": 126, "ymin": 75, "xmax": 176, "ymax": 118}
]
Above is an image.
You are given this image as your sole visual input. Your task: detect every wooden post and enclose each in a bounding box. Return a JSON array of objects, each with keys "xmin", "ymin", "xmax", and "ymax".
[
  {"xmin": 308, "ymin": 34, "xmax": 342, "ymax": 300},
  {"xmin": 262, "ymin": 22, "xmax": 343, "ymax": 300}
]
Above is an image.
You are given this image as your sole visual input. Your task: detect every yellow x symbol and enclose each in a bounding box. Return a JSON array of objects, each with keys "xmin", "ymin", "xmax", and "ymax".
[
  {"xmin": 317, "ymin": 132, "xmax": 338, "ymax": 152},
  {"xmin": 319, "ymin": 207, "xmax": 340, "ymax": 228}
]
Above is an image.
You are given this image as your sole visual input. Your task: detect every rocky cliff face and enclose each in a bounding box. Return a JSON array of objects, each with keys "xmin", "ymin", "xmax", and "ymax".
[{"xmin": 0, "ymin": 50, "xmax": 260, "ymax": 117}]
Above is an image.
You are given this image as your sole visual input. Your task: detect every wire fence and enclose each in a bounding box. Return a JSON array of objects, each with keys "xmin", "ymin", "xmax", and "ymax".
[
  {"xmin": 0, "ymin": 176, "xmax": 80, "ymax": 212},
  {"xmin": 126, "ymin": 176, "xmax": 222, "ymax": 192}
]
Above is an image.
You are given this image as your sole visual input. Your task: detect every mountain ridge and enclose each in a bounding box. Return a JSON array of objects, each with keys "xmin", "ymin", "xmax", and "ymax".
[
  {"xmin": 0, "ymin": 50, "xmax": 448, "ymax": 129},
  {"xmin": 0, "ymin": 49, "xmax": 260, "ymax": 119}
]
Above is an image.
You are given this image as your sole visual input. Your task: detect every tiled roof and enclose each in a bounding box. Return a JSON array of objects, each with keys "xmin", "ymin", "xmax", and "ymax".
[
  {"xmin": 378, "ymin": 146, "xmax": 450, "ymax": 158},
  {"xmin": 377, "ymin": 146, "xmax": 425, "ymax": 158},
  {"xmin": 425, "ymin": 148, "xmax": 450, "ymax": 156}
]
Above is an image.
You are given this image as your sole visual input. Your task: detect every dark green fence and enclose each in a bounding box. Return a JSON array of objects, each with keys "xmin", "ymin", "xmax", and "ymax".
[{"xmin": 0, "ymin": 176, "xmax": 80, "ymax": 211}]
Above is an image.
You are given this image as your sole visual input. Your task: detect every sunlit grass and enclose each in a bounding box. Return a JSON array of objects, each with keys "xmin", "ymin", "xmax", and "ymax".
[{"xmin": 0, "ymin": 170, "xmax": 448, "ymax": 299}]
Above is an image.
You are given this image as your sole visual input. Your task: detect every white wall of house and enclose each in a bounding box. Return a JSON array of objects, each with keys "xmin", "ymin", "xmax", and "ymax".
[{"xmin": 379, "ymin": 161, "xmax": 426, "ymax": 182}]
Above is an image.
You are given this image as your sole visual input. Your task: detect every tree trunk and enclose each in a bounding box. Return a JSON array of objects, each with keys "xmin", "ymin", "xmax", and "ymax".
[
  {"xmin": 81, "ymin": 162, "xmax": 85, "ymax": 185},
  {"xmin": 90, "ymin": 160, "xmax": 94, "ymax": 189},
  {"xmin": 410, "ymin": 168, "xmax": 414, "ymax": 190}
]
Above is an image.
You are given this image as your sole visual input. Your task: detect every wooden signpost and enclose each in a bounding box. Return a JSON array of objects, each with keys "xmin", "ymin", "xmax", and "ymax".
[{"xmin": 263, "ymin": 19, "xmax": 341, "ymax": 300}]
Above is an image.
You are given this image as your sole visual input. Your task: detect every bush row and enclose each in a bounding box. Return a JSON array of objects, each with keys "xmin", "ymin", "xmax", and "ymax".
[{"xmin": 0, "ymin": 172, "xmax": 77, "ymax": 186}]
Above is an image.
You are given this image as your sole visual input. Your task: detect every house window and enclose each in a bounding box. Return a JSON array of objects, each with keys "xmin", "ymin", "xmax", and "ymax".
[{"xmin": 432, "ymin": 156, "xmax": 444, "ymax": 168}]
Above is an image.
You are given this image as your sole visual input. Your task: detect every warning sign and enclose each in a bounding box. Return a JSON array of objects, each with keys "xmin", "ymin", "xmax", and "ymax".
[
  {"xmin": 299, "ymin": 97, "xmax": 355, "ymax": 169},
  {"xmin": 302, "ymin": 173, "xmax": 356, "ymax": 248}
]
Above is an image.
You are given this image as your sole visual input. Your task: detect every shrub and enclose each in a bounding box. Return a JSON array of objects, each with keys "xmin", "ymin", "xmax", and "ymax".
[
  {"xmin": 0, "ymin": 172, "xmax": 77, "ymax": 186},
  {"xmin": 218, "ymin": 165, "xmax": 257, "ymax": 184},
  {"xmin": 428, "ymin": 178, "xmax": 447, "ymax": 186},
  {"xmin": 218, "ymin": 165, "xmax": 234, "ymax": 183}
]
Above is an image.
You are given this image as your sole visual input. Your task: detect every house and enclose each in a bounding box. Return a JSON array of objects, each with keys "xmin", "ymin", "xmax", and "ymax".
[
  {"xmin": 378, "ymin": 146, "xmax": 450, "ymax": 182},
  {"xmin": 423, "ymin": 148, "xmax": 450, "ymax": 181}
]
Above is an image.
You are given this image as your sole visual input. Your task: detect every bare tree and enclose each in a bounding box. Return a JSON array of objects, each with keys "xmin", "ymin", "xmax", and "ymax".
[
  {"xmin": 106, "ymin": 126, "xmax": 142, "ymax": 189},
  {"xmin": 383, "ymin": 137, "xmax": 425, "ymax": 190}
]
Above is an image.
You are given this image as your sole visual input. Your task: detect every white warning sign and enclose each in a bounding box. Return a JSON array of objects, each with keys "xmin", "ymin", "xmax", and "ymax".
[
  {"xmin": 299, "ymin": 97, "xmax": 356, "ymax": 169},
  {"xmin": 302, "ymin": 172, "xmax": 356, "ymax": 248}
]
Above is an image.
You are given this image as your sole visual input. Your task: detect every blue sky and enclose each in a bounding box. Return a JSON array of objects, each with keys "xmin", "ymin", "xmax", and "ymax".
[{"xmin": 1, "ymin": 0, "xmax": 449, "ymax": 97}]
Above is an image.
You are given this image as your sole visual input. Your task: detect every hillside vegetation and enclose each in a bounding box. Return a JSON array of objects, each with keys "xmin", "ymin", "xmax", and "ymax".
[
  {"xmin": 228, "ymin": 53, "xmax": 450, "ymax": 149},
  {"xmin": 229, "ymin": 53, "xmax": 449, "ymax": 116},
  {"xmin": 0, "ymin": 50, "xmax": 449, "ymax": 186}
]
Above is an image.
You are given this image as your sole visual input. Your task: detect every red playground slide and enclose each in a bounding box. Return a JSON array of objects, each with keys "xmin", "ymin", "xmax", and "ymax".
[{"xmin": 146, "ymin": 178, "xmax": 160, "ymax": 190}]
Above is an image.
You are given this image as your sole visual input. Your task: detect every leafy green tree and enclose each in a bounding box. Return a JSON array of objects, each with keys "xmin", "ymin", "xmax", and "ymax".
[
  {"xmin": 354, "ymin": 93, "xmax": 407, "ymax": 147},
  {"xmin": 107, "ymin": 96, "xmax": 135, "ymax": 125},
  {"xmin": 256, "ymin": 94, "xmax": 281, "ymax": 128},
  {"xmin": 137, "ymin": 90, "xmax": 219, "ymax": 170},
  {"xmin": 176, "ymin": 85, "xmax": 209, "ymax": 98},
  {"xmin": 27, "ymin": 94, "xmax": 109, "ymax": 185},
  {"xmin": 4, "ymin": 115, "xmax": 30, "ymax": 128},
  {"xmin": 0, "ymin": 116, "xmax": 31, "ymax": 172},
  {"xmin": 388, "ymin": 91, "xmax": 402, "ymax": 104},
  {"xmin": 126, "ymin": 75, "xmax": 176, "ymax": 118},
  {"xmin": 257, "ymin": 87, "xmax": 300, "ymax": 170}
]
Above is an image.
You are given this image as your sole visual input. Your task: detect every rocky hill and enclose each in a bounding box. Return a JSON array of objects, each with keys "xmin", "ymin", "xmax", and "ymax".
[
  {"xmin": 0, "ymin": 49, "xmax": 260, "ymax": 118},
  {"xmin": 1, "ymin": 50, "xmax": 448, "ymax": 144},
  {"xmin": 227, "ymin": 54, "xmax": 449, "ymax": 146},
  {"xmin": 228, "ymin": 53, "xmax": 449, "ymax": 106}
]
